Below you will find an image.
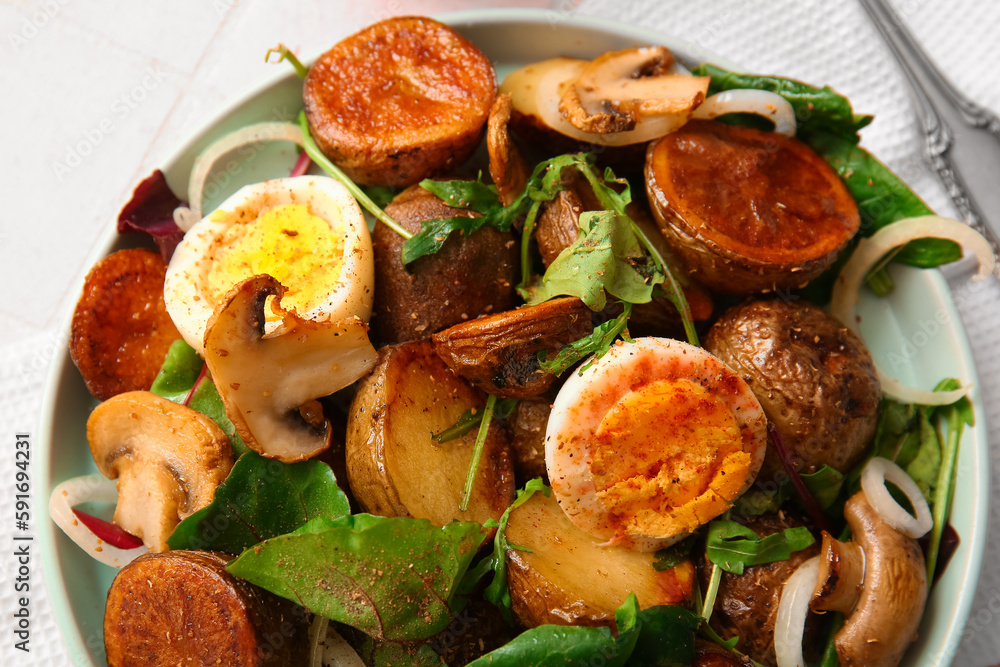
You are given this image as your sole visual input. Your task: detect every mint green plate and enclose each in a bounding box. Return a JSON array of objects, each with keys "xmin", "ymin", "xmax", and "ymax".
[{"xmin": 38, "ymin": 9, "xmax": 986, "ymax": 666}]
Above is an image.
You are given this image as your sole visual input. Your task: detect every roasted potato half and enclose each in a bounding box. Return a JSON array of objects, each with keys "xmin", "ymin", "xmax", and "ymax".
[
  {"xmin": 505, "ymin": 491, "xmax": 695, "ymax": 629},
  {"xmin": 372, "ymin": 185, "xmax": 518, "ymax": 346},
  {"xmin": 304, "ymin": 16, "xmax": 496, "ymax": 186},
  {"xmin": 104, "ymin": 550, "xmax": 310, "ymax": 666},
  {"xmin": 504, "ymin": 396, "xmax": 551, "ymax": 483},
  {"xmin": 646, "ymin": 120, "xmax": 860, "ymax": 294},
  {"xmin": 71, "ymin": 248, "xmax": 180, "ymax": 401},
  {"xmin": 432, "ymin": 297, "xmax": 593, "ymax": 399},
  {"xmin": 346, "ymin": 341, "xmax": 515, "ymax": 529}
]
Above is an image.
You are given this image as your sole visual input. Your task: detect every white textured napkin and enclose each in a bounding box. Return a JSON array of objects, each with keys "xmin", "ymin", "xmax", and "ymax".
[{"xmin": 3, "ymin": 0, "xmax": 999, "ymax": 665}]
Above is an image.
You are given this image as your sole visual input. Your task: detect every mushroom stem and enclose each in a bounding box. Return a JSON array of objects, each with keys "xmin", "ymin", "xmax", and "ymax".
[
  {"xmin": 832, "ymin": 492, "xmax": 928, "ymax": 666},
  {"xmin": 809, "ymin": 531, "xmax": 865, "ymax": 614}
]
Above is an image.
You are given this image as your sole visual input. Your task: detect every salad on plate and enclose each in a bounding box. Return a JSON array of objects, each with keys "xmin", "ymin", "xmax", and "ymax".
[{"xmin": 44, "ymin": 12, "xmax": 994, "ymax": 667}]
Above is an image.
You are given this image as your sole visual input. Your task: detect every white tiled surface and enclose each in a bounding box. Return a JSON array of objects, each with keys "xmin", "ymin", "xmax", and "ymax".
[{"xmin": 2, "ymin": 0, "xmax": 999, "ymax": 665}]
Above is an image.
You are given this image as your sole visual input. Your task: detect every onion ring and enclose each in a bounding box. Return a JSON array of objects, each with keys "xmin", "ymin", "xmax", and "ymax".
[
  {"xmin": 48, "ymin": 474, "xmax": 148, "ymax": 568},
  {"xmin": 692, "ymin": 89, "xmax": 796, "ymax": 136},
  {"xmin": 861, "ymin": 456, "xmax": 933, "ymax": 538},
  {"xmin": 830, "ymin": 215, "xmax": 995, "ymax": 405},
  {"xmin": 173, "ymin": 121, "xmax": 304, "ymax": 231},
  {"xmin": 774, "ymin": 555, "xmax": 820, "ymax": 667}
]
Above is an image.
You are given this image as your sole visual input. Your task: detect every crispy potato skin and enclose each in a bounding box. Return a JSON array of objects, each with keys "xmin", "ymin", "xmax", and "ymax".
[
  {"xmin": 506, "ymin": 492, "xmax": 694, "ymax": 629},
  {"xmin": 346, "ymin": 341, "xmax": 515, "ymax": 530},
  {"xmin": 705, "ymin": 299, "xmax": 880, "ymax": 475},
  {"xmin": 104, "ymin": 550, "xmax": 309, "ymax": 666},
  {"xmin": 71, "ymin": 248, "xmax": 180, "ymax": 401},
  {"xmin": 487, "ymin": 93, "xmax": 529, "ymax": 206},
  {"xmin": 646, "ymin": 120, "xmax": 860, "ymax": 294},
  {"xmin": 504, "ymin": 396, "xmax": 551, "ymax": 483},
  {"xmin": 304, "ymin": 16, "xmax": 496, "ymax": 186},
  {"xmin": 372, "ymin": 185, "xmax": 518, "ymax": 346},
  {"xmin": 432, "ymin": 297, "xmax": 592, "ymax": 398},
  {"xmin": 701, "ymin": 514, "xmax": 821, "ymax": 667}
]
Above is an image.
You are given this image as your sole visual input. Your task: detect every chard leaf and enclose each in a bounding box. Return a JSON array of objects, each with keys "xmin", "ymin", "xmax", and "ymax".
[
  {"xmin": 628, "ymin": 605, "xmax": 701, "ymax": 667},
  {"xmin": 167, "ymin": 451, "xmax": 350, "ymax": 553},
  {"xmin": 467, "ymin": 593, "xmax": 641, "ymax": 667},
  {"xmin": 530, "ymin": 211, "xmax": 662, "ymax": 310},
  {"xmin": 150, "ymin": 339, "xmax": 247, "ymax": 456},
  {"xmin": 800, "ymin": 465, "xmax": 846, "ymax": 511},
  {"xmin": 227, "ymin": 514, "xmax": 488, "ymax": 641},
  {"xmin": 705, "ymin": 520, "xmax": 816, "ymax": 575},
  {"xmin": 538, "ymin": 303, "xmax": 631, "ymax": 376}
]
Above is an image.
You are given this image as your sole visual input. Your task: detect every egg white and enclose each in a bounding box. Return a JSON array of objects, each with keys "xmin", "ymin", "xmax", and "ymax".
[
  {"xmin": 545, "ymin": 336, "xmax": 767, "ymax": 551},
  {"xmin": 164, "ymin": 175, "xmax": 374, "ymax": 354}
]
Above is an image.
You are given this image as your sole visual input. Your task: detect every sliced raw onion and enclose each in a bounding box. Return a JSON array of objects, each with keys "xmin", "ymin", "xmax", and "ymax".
[
  {"xmin": 173, "ymin": 121, "xmax": 305, "ymax": 231},
  {"xmin": 692, "ymin": 89, "xmax": 796, "ymax": 136},
  {"xmin": 49, "ymin": 475, "xmax": 148, "ymax": 568},
  {"xmin": 774, "ymin": 556, "xmax": 820, "ymax": 667},
  {"xmin": 830, "ymin": 215, "xmax": 995, "ymax": 405},
  {"xmin": 308, "ymin": 614, "xmax": 365, "ymax": 667},
  {"xmin": 861, "ymin": 456, "xmax": 933, "ymax": 538}
]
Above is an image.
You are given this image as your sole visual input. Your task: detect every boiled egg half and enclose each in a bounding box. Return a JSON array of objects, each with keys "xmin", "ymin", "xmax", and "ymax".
[
  {"xmin": 164, "ymin": 176, "xmax": 374, "ymax": 354},
  {"xmin": 545, "ymin": 337, "xmax": 767, "ymax": 551}
]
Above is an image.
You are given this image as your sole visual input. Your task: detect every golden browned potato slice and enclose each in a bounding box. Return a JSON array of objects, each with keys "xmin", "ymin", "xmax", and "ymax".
[
  {"xmin": 71, "ymin": 248, "xmax": 180, "ymax": 400},
  {"xmin": 104, "ymin": 550, "xmax": 310, "ymax": 666},
  {"xmin": 372, "ymin": 185, "xmax": 518, "ymax": 346},
  {"xmin": 431, "ymin": 297, "xmax": 592, "ymax": 399},
  {"xmin": 304, "ymin": 16, "xmax": 496, "ymax": 186},
  {"xmin": 346, "ymin": 341, "xmax": 515, "ymax": 530},
  {"xmin": 505, "ymin": 492, "xmax": 695, "ymax": 629},
  {"xmin": 646, "ymin": 119, "xmax": 860, "ymax": 294}
]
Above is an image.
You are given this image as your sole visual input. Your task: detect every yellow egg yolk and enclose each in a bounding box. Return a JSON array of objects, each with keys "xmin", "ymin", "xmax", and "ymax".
[
  {"xmin": 589, "ymin": 378, "xmax": 751, "ymax": 538},
  {"xmin": 206, "ymin": 203, "xmax": 345, "ymax": 318}
]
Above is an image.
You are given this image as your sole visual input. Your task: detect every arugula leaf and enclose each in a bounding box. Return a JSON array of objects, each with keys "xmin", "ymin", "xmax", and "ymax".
[
  {"xmin": 433, "ymin": 398, "xmax": 519, "ymax": 444},
  {"xmin": 653, "ymin": 534, "xmax": 698, "ymax": 572},
  {"xmin": 905, "ymin": 410, "xmax": 942, "ymax": 502},
  {"xmin": 705, "ymin": 520, "xmax": 816, "ymax": 575},
  {"xmin": 167, "ymin": 451, "xmax": 350, "ymax": 553},
  {"xmin": 531, "ymin": 211, "xmax": 663, "ymax": 310},
  {"xmin": 227, "ymin": 514, "xmax": 487, "ymax": 641},
  {"xmin": 150, "ymin": 339, "xmax": 248, "ymax": 456},
  {"xmin": 539, "ymin": 303, "xmax": 631, "ymax": 376}
]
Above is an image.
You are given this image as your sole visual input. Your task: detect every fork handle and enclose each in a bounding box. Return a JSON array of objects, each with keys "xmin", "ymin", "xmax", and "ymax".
[{"xmin": 858, "ymin": 0, "xmax": 1000, "ymax": 274}]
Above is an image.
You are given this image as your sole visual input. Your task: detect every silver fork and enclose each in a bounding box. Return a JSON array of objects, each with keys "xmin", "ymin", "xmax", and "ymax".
[{"xmin": 858, "ymin": 0, "xmax": 1000, "ymax": 277}]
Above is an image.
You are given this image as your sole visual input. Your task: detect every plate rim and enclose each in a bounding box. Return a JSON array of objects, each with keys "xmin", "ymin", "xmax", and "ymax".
[{"xmin": 37, "ymin": 8, "xmax": 988, "ymax": 665}]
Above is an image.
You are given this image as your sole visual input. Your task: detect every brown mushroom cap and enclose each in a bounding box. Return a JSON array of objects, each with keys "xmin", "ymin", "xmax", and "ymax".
[
  {"xmin": 204, "ymin": 274, "xmax": 378, "ymax": 463},
  {"xmin": 87, "ymin": 391, "xmax": 234, "ymax": 552},
  {"xmin": 834, "ymin": 492, "xmax": 928, "ymax": 666}
]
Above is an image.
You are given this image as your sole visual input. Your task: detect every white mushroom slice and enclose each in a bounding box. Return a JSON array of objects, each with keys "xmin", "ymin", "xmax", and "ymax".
[
  {"xmin": 87, "ymin": 391, "xmax": 235, "ymax": 552},
  {"xmin": 205, "ymin": 274, "xmax": 378, "ymax": 462},
  {"xmin": 558, "ymin": 47, "xmax": 709, "ymax": 136}
]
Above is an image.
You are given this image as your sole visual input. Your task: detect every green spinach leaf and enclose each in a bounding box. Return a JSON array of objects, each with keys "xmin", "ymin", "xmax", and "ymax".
[
  {"xmin": 167, "ymin": 451, "xmax": 350, "ymax": 553},
  {"xmin": 227, "ymin": 514, "xmax": 487, "ymax": 641}
]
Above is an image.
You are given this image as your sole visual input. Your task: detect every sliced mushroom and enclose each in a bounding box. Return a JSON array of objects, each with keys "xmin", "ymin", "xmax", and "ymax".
[
  {"xmin": 487, "ymin": 93, "xmax": 529, "ymax": 207},
  {"xmin": 558, "ymin": 47, "xmax": 709, "ymax": 135},
  {"xmin": 87, "ymin": 391, "xmax": 234, "ymax": 552},
  {"xmin": 204, "ymin": 274, "xmax": 378, "ymax": 462},
  {"xmin": 815, "ymin": 492, "xmax": 928, "ymax": 666}
]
